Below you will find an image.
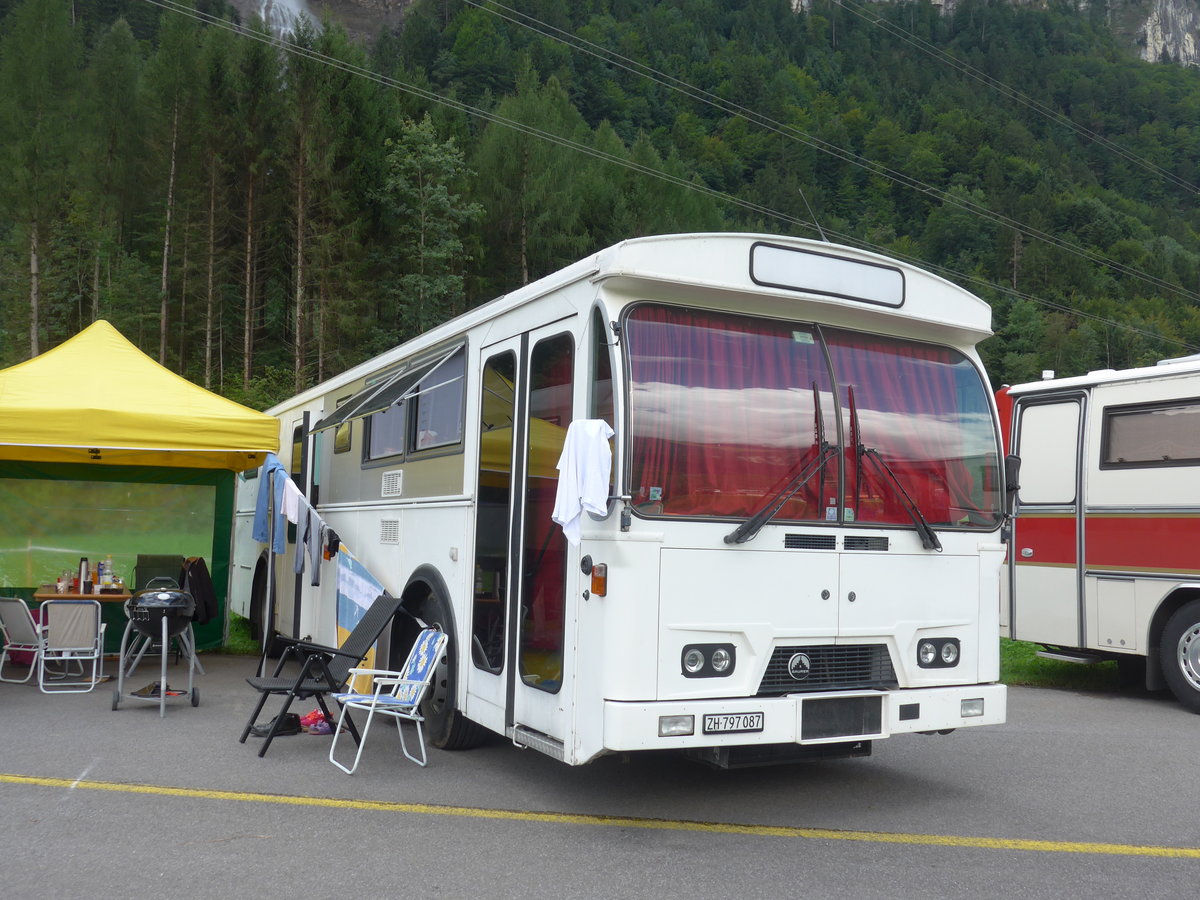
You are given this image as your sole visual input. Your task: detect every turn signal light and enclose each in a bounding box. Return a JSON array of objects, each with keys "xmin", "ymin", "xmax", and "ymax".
[{"xmin": 590, "ymin": 563, "xmax": 608, "ymax": 597}]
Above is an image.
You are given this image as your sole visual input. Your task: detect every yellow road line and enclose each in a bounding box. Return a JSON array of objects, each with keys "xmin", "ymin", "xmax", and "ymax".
[{"xmin": 3, "ymin": 772, "xmax": 1197, "ymax": 859}]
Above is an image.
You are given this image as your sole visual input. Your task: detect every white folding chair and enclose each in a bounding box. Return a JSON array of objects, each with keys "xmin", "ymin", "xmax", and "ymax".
[
  {"xmin": 0, "ymin": 598, "xmax": 41, "ymax": 683},
  {"xmin": 38, "ymin": 599, "xmax": 106, "ymax": 693},
  {"xmin": 329, "ymin": 627, "xmax": 447, "ymax": 774}
]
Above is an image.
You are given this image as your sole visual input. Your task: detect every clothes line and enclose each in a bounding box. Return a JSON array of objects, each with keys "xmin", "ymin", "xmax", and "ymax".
[{"xmin": 251, "ymin": 453, "xmax": 339, "ymax": 587}]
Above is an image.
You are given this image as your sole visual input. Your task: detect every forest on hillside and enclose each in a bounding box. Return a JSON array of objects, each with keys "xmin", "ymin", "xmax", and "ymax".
[{"xmin": 1, "ymin": 0, "xmax": 1199, "ymax": 408}]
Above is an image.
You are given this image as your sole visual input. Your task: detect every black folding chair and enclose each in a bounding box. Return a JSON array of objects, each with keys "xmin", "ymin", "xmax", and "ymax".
[{"xmin": 238, "ymin": 592, "xmax": 409, "ymax": 758}]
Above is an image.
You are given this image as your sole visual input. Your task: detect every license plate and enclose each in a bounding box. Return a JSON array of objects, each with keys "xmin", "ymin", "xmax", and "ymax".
[{"xmin": 702, "ymin": 712, "xmax": 764, "ymax": 734}]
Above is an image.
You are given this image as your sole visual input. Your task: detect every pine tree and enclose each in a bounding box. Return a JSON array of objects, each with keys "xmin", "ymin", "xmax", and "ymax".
[
  {"xmin": 0, "ymin": 0, "xmax": 82, "ymax": 355},
  {"xmin": 379, "ymin": 113, "xmax": 482, "ymax": 345},
  {"xmin": 145, "ymin": 5, "xmax": 201, "ymax": 365}
]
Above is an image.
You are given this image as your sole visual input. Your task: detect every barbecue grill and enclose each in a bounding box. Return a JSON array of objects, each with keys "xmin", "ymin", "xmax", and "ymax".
[
  {"xmin": 113, "ymin": 577, "xmax": 200, "ymax": 716},
  {"xmin": 127, "ymin": 585, "xmax": 195, "ymax": 639}
]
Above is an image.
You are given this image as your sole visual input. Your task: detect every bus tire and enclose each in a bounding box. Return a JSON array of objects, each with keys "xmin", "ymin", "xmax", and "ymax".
[
  {"xmin": 408, "ymin": 583, "xmax": 488, "ymax": 751},
  {"xmin": 1160, "ymin": 599, "xmax": 1200, "ymax": 714}
]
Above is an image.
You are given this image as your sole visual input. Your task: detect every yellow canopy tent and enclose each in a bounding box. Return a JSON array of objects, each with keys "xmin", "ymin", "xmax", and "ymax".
[
  {"xmin": 0, "ymin": 320, "xmax": 277, "ymax": 470},
  {"xmin": 0, "ymin": 321, "xmax": 279, "ymax": 650}
]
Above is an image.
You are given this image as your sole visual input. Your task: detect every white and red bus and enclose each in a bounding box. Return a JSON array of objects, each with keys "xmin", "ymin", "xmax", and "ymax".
[
  {"xmin": 999, "ymin": 356, "xmax": 1200, "ymax": 711},
  {"xmin": 232, "ymin": 233, "xmax": 1009, "ymax": 766}
]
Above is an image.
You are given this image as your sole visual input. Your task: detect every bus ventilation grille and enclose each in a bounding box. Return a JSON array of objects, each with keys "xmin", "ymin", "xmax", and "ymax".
[
  {"xmin": 843, "ymin": 535, "xmax": 889, "ymax": 551},
  {"xmin": 756, "ymin": 644, "xmax": 897, "ymax": 696},
  {"xmin": 379, "ymin": 519, "xmax": 400, "ymax": 545},
  {"xmin": 381, "ymin": 469, "xmax": 404, "ymax": 497},
  {"xmin": 784, "ymin": 534, "xmax": 837, "ymax": 550}
]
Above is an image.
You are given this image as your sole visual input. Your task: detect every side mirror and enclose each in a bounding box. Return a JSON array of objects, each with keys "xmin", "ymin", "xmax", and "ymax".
[{"xmin": 1004, "ymin": 454, "xmax": 1021, "ymax": 516}]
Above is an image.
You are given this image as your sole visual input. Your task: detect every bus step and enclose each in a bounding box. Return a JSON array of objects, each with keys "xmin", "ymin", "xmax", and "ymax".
[
  {"xmin": 1036, "ymin": 648, "xmax": 1106, "ymax": 665},
  {"xmin": 510, "ymin": 725, "xmax": 566, "ymax": 761}
]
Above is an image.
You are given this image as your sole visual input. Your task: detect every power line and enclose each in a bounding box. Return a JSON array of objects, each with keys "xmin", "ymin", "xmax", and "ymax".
[
  {"xmin": 462, "ymin": 0, "xmax": 1200, "ymax": 307},
  {"xmin": 837, "ymin": 0, "xmax": 1200, "ymax": 196},
  {"xmin": 139, "ymin": 0, "xmax": 1200, "ymax": 353}
]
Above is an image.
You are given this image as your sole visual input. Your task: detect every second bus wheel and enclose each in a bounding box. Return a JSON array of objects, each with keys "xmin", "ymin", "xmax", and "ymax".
[
  {"xmin": 1160, "ymin": 598, "xmax": 1200, "ymax": 714},
  {"xmin": 406, "ymin": 583, "xmax": 488, "ymax": 751}
]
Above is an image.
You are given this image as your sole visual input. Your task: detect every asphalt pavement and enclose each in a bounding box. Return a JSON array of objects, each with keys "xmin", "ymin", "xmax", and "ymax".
[{"xmin": 2, "ymin": 650, "xmax": 1198, "ymax": 898}]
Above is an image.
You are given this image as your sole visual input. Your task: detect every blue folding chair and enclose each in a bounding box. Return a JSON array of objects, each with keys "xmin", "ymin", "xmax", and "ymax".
[{"xmin": 329, "ymin": 627, "xmax": 447, "ymax": 774}]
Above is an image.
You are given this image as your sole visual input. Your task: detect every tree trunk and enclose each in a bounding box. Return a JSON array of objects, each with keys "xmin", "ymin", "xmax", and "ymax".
[
  {"xmin": 29, "ymin": 220, "xmax": 40, "ymax": 357},
  {"xmin": 520, "ymin": 144, "xmax": 530, "ymax": 285},
  {"xmin": 205, "ymin": 154, "xmax": 217, "ymax": 390},
  {"xmin": 92, "ymin": 250, "xmax": 101, "ymax": 324},
  {"xmin": 294, "ymin": 148, "xmax": 306, "ymax": 394},
  {"xmin": 317, "ymin": 278, "xmax": 326, "ymax": 383},
  {"xmin": 159, "ymin": 101, "xmax": 180, "ymax": 364},
  {"xmin": 1011, "ymin": 229, "xmax": 1023, "ymax": 290},
  {"xmin": 178, "ymin": 207, "xmax": 190, "ymax": 375},
  {"xmin": 242, "ymin": 172, "xmax": 255, "ymax": 387}
]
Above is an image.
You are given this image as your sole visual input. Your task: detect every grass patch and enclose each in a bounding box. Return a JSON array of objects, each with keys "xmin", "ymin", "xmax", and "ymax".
[
  {"xmin": 218, "ymin": 612, "xmax": 260, "ymax": 655},
  {"xmin": 1000, "ymin": 638, "xmax": 1124, "ymax": 691}
]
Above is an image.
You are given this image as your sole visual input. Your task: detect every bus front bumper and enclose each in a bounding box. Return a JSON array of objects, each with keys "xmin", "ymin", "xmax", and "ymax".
[{"xmin": 602, "ymin": 683, "xmax": 1007, "ymax": 753}]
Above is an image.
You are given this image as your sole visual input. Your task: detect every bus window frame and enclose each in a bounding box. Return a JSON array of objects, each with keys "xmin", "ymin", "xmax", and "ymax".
[{"xmin": 1099, "ymin": 396, "xmax": 1200, "ymax": 470}]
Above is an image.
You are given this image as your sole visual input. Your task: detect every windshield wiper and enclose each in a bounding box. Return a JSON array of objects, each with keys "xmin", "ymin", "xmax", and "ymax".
[
  {"xmin": 725, "ymin": 383, "xmax": 836, "ymax": 545},
  {"xmin": 848, "ymin": 386, "xmax": 942, "ymax": 552}
]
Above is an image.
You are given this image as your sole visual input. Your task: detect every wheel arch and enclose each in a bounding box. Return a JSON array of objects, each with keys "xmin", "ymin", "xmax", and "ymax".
[{"xmin": 1148, "ymin": 584, "xmax": 1200, "ymax": 692}]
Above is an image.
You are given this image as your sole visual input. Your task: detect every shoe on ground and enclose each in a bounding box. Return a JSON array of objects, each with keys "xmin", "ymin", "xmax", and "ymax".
[{"xmin": 250, "ymin": 712, "xmax": 302, "ymax": 738}]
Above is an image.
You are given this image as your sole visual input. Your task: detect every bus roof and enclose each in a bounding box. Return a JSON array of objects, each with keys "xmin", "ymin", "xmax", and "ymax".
[
  {"xmin": 1006, "ymin": 354, "xmax": 1200, "ymax": 396},
  {"xmin": 274, "ymin": 233, "xmax": 993, "ymax": 414}
]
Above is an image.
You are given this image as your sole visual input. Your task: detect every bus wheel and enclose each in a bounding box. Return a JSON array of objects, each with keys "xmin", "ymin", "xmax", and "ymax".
[
  {"xmin": 1160, "ymin": 599, "xmax": 1200, "ymax": 714},
  {"xmin": 412, "ymin": 589, "xmax": 488, "ymax": 751}
]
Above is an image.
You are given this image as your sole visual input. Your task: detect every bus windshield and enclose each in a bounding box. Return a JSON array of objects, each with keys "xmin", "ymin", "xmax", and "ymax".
[{"xmin": 625, "ymin": 304, "xmax": 1002, "ymax": 529}]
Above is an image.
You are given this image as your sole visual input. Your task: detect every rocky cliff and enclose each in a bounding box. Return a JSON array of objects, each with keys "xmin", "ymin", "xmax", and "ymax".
[
  {"xmin": 1134, "ymin": 0, "xmax": 1200, "ymax": 64},
  {"xmin": 245, "ymin": 0, "xmax": 1200, "ymax": 68}
]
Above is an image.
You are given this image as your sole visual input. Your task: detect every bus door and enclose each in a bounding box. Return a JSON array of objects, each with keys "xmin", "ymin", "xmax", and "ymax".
[
  {"xmin": 469, "ymin": 327, "xmax": 576, "ymax": 749},
  {"xmin": 511, "ymin": 327, "xmax": 575, "ymax": 746},
  {"xmin": 1010, "ymin": 394, "xmax": 1086, "ymax": 646}
]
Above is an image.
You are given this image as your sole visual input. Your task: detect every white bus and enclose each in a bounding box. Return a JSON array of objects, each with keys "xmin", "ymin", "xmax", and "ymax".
[
  {"xmin": 999, "ymin": 356, "xmax": 1200, "ymax": 712},
  {"xmin": 232, "ymin": 233, "xmax": 1009, "ymax": 767}
]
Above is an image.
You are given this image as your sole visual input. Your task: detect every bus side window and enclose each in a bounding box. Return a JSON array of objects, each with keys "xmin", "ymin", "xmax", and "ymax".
[
  {"xmin": 412, "ymin": 348, "xmax": 467, "ymax": 452},
  {"xmin": 590, "ymin": 307, "xmax": 614, "ymax": 425},
  {"xmin": 590, "ymin": 308, "xmax": 615, "ymax": 503}
]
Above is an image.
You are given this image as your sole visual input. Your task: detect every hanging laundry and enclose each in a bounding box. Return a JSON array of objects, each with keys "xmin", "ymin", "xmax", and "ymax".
[
  {"xmin": 552, "ymin": 419, "xmax": 615, "ymax": 546},
  {"xmin": 252, "ymin": 454, "xmax": 288, "ymax": 555}
]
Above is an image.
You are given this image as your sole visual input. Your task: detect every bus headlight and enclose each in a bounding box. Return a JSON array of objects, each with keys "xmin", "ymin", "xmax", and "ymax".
[
  {"xmin": 919, "ymin": 641, "xmax": 938, "ymax": 666},
  {"xmin": 681, "ymin": 643, "xmax": 736, "ymax": 678},
  {"xmin": 917, "ymin": 638, "xmax": 960, "ymax": 668}
]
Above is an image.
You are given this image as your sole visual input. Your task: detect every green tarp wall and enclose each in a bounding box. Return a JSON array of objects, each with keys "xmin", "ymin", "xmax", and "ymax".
[{"xmin": 0, "ymin": 461, "xmax": 234, "ymax": 652}]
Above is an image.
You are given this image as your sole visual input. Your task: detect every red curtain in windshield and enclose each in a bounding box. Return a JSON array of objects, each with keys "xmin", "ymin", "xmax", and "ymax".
[{"xmin": 627, "ymin": 305, "xmax": 832, "ymax": 519}]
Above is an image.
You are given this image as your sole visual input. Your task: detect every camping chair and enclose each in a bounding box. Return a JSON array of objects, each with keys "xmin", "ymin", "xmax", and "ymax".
[
  {"xmin": 38, "ymin": 598, "xmax": 105, "ymax": 693},
  {"xmin": 328, "ymin": 627, "xmax": 447, "ymax": 774},
  {"xmin": 0, "ymin": 597, "xmax": 41, "ymax": 683},
  {"xmin": 239, "ymin": 592, "xmax": 408, "ymax": 758}
]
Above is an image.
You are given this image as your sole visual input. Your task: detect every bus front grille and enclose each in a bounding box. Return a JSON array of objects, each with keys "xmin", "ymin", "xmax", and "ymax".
[{"xmin": 756, "ymin": 644, "xmax": 897, "ymax": 696}]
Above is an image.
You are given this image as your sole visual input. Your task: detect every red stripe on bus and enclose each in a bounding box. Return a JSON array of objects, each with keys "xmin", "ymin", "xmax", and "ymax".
[
  {"xmin": 1013, "ymin": 515, "xmax": 1076, "ymax": 567},
  {"xmin": 1015, "ymin": 513, "xmax": 1200, "ymax": 574},
  {"xmin": 1085, "ymin": 515, "xmax": 1200, "ymax": 574}
]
